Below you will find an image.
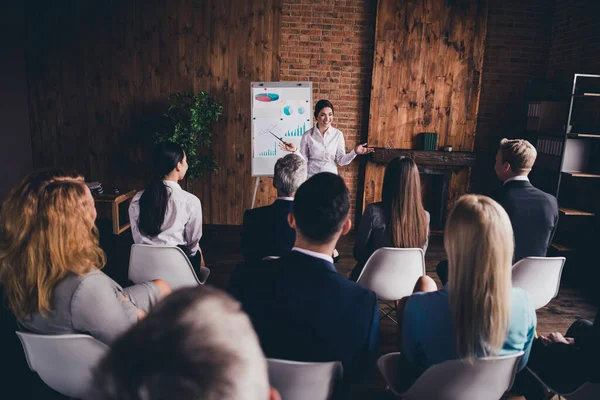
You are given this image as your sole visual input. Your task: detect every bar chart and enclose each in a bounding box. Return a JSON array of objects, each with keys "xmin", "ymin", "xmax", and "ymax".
[
  {"xmin": 284, "ymin": 123, "xmax": 306, "ymax": 137},
  {"xmin": 258, "ymin": 142, "xmax": 277, "ymax": 157}
]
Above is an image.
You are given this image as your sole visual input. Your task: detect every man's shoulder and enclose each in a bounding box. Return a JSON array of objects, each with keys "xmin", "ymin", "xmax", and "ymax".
[{"xmin": 243, "ymin": 204, "xmax": 273, "ymax": 221}]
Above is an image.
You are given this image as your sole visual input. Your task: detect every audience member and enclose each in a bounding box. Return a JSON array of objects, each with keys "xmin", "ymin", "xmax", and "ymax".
[
  {"xmin": 515, "ymin": 309, "xmax": 600, "ymax": 399},
  {"xmin": 493, "ymin": 138, "xmax": 559, "ymax": 261},
  {"xmin": 437, "ymin": 138, "xmax": 559, "ymax": 285},
  {"xmin": 396, "ymin": 195, "xmax": 536, "ymax": 391},
  {"xmin": 92, "ymin": 286, "xmax": 279, "ymax": 400},
  {"xmin": 129, "ymin": 142, "xmax": 205, "ymax": 269},
  {"xmin": 350, "ymin": 157, "xmax": 429, "ymax": 281},
  {"xmin": 0, "ymin": 169, "xmax": 170, "ymax": 345},
  {"xmin": 229, "ymin": 172, "xmax": 379, "ymax": 383},
  {"xmin": 241, "ymin": 154, "xmax": 307, "ymax": 262}
]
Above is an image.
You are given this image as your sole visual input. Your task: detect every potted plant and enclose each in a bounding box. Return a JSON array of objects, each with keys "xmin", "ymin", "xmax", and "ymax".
[{"xmin": 154, "ymin": 91, "xmax": 223, "ymax": 185}]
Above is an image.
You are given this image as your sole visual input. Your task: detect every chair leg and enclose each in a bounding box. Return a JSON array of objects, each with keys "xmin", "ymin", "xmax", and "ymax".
[{"xmin": 378, "ymin": 301, "xmax": 398, "ymax": 324}]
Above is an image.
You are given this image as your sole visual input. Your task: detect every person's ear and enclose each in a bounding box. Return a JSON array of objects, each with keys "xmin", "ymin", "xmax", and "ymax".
[
  {"xmin": 175, "ymin": 161, "xmax": 183, "ymax": 172},
  {"xmin": 269, "ymin": 387, "xmax": 281, "ymax": 400},
  {"xmin": 341, "ymin": 217, "xmax": 351, "ymax": 236},
  {"xmin": 287, "ymin": 212, "xmax": 296, "ymax": 229},
  {"xmin": 503, "ymin": 161, "xmax": 511, "ymax": 173}
]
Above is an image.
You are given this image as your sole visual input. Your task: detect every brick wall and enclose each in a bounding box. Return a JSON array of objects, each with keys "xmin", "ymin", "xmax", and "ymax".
[
  {"xmin": 280, "ymin": 0, "xmax": 377, "ymax": 222},
  {"xmin": 279, "ymin": 0, "xmax": 600, "ymax": 215},
  {"xmin": 546, "ymin": 0, "xmax": 600, "ymax": 94},
  {"xmin": 471, "ymin": 0, "xmax": 553, "ymax": 194}
]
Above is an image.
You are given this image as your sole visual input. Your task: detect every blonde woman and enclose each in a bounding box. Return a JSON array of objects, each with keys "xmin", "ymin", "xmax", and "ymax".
[
  {"xmin": 350, "ymin": 157, "xmax": 429, "ymax": 281},
  {"xmin": 396, "ymin": 195, "xmax": 536, "ymax": 389},
  {"xmin": 0, "ymin": 169, "xmax": 170, "ymax": 345}
]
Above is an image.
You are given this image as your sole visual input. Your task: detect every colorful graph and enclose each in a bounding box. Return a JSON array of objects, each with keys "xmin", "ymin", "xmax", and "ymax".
[
  {"xmin": 283, "ymin": 105, "xmax": 294, "ymax": 116},
  {"xmin": 255, "ymin": 93, "xmax": 280, "ymax": 102},
  {"xmin": 284, "ymin": 123, "xmax": 306, "ymax": 137},
  {"xmin": 258, "ymin": 142, "xmax": 277, "ymax": 157},
  {"xmin": 298, "ymin": 107, "xmax": 305, "ymax": 114}
]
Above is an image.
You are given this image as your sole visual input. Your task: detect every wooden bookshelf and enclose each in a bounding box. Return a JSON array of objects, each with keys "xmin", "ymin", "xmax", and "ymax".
[
  {"xmin": 551, "ymin": 242, "xmax": 573, "ymax": 252},
  {"xmin": 559, "ymin": 206, "xmax": 595, "ymax": 217},
  {"xmin": 562, "ymin": 172, "xmax": 600, "ymax": 178}
]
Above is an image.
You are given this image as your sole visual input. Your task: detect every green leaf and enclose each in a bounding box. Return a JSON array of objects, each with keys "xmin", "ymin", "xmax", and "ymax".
[{"xmin": 153, "ymin": 90, "xmax": 223, "ymax": 180}]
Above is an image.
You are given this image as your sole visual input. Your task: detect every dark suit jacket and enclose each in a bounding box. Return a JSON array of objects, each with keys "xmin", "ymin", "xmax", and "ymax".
[
  {"xmin": 240, "ymin": 199, "xmax": 296, "ymax": 262},
  {"xmin": 493, "ymin": 180, "xmax": 559, "ymax": 262},
  {"xmin": 228, "ymin": 251, "xmax": 379, "ymax": 382}
]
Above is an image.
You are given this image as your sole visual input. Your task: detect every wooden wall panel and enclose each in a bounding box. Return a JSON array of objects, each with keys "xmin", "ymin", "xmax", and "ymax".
[
  {"xmin": 364, "ymin": 0, "xmax": 488, "ymax": 213},
  {"xmin": 25, "ymin": 0, "xmax": 281, "ymax": 225}
]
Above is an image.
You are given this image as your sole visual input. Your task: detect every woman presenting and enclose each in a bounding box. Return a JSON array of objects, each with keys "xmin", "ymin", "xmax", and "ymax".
[
  {"xmin": 279, "ymin": 99, "xmax": 373, "ymax": 177},
  {"xmin": 280, "ymin": 99, "xmax": 373, "ymax": 262}
]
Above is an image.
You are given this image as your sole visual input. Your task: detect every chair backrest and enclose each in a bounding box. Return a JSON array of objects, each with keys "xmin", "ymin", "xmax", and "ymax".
[
  {"xmin": 16, "ymin": 331, "xmax": 108, "ymax": 399},
  {"xmin": 564, "ymin": 383, "xmax": 600, "ymax": 399},
  {"xmin": 357, "ymin": 248, "xmax": 425, "ymax": 301},
  {"xmin": 128, "ymin": 244, "xmax": 206, "ymax": 290},
  {"xmin": 378, "ymin": 351, "xmax": 523, "ymax": 400},
  {"xmin": 267, "ymin": 358, "xmax": 343, "ymax": 400},
  {"xmin": 512, "ymin": 256, "xmax": 566, "ymax": 309},
  {"xmin": 526, "ymin": 366, "xmax": 600, "ymax": 399}
]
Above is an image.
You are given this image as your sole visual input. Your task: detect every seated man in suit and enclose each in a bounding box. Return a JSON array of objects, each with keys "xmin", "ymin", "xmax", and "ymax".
[
  {"xmin": 437, "ymin": 138, "xmax": 559, "ymax": 285},
  {"xmin": 493, "ymin": 138, "xmax": 559, "ymax": 262},
  {"xmin": 514, "ymin": 308, "xmax": 600, "ymax": 399},
  {"xmin": 241, "ymin": 154, "xmax": 307, "ymax": 262},
  {"xmin": 229, "ymin": 172, "xmax": 379, "ymax": 383}
]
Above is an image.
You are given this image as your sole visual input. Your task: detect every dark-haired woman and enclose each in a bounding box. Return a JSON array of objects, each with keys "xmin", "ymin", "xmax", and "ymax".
[
  {"xmin": 280, "ymin": 99, "xmax": 374, "ymax": 178},
  {"xmin": 129, "ymin": 142, "xmax": 204, "ymax": 268},
  {"xmin": 349, "ymin": 157, "xmax": 430, "ymax": 281},
  {"xmin": 280, "ymin": 99, "xmax": 373, "ymax": 262}
]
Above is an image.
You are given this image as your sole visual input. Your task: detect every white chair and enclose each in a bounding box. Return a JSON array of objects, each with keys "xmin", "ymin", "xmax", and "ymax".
[
  {"xmin": 356, "ymin": 248, "xmax": 425, "ymax": 323},
  {"xmin": 512, "ymin": 256, "xmax": 566, "ymax": 309},
  {"xmin": 526, "ymin": 367, "xmax": 600, "ymax": 400},
  {"xmin": 267, "ymin": 358, "xmax": 343, "ymax": 400},
  {"xmin": 128, "ymin": 244, "xmax": 210, "ymax": 291},
  {"xmin": 378, "ymin": 351, "xmax": 523, "ymax": 399},
  {"xmin": 16, "ymin": 331, "xmax": 108, "ymax": 399}
]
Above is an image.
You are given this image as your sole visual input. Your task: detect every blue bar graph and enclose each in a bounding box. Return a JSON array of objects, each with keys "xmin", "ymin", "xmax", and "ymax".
[
  {"xmin": 259, "ymin": 143, "xmax": 277, "ymax": 157},
  {"xmin": 284, "ymin": 123, "xmax": 306, "ymax": 137}
]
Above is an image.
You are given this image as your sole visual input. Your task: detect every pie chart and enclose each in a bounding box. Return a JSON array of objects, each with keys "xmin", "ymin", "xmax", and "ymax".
[
  {"xmin": 255, "ymin": 93, "xmax": 280, "ymax": 102},
  {"xmin": 283, "ymin": 105, "xmax": 294, "ymax": 116},
  {"xmin": 298, "ymin": 107, "xmax": 305, "ymax": 115}
]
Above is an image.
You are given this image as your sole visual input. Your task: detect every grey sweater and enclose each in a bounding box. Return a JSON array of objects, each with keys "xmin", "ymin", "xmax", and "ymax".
[{"xmin": 19, "ymin": 270, "xmax": 161, "ymax": 345}]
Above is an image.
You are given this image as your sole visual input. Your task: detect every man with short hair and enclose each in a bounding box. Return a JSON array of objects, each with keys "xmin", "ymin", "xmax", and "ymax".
[
  {"xmin": 230, "ymin": 172, "xmax": 379, "ymax": 383},
  {"xmin": 91, "ymin": 286, "xmax": 280, "ymax": 400},
  {"xmin": 493, "ymin": 138, "xmax": 559, "ymax": 262},
  {"xmin": 437, "ymin": 138, "xmax": 559, "ymax": 285},
  {"xmin": 241, "ymin": 154, "xmax": 307, "ymax": 262}
]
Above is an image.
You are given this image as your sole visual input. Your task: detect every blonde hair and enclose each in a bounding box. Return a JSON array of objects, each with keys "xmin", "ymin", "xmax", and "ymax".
[
  {"xmin": 499, "ymin": 138, "xmax": 537, "ymax": 174},
  {"xmin": 382, "ymin": 157, "xmax": 428, "ymax": 249},
  {"xmin": 445, "ymin": 194, "xmax": 513, "ymax": 359},
  {"xmin": 0, "ymin": 169, "xmax": 106, "ymax": 318}
]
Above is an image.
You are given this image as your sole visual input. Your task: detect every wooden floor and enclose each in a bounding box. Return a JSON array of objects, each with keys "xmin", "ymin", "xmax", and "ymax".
[
  {"xmin": 197, "ymin": 225, "xmax": 597, "ymax": 399},
  {"xmin": 2, "ymin": 223, "xmax": 596, "ymax": 399}
]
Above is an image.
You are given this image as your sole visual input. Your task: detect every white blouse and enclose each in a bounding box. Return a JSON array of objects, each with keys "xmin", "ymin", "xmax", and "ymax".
[
  {"xmin": 129, "ymin": 180, "xmax": 203, "ymax": 256},
  {"xmin": 296, "ymin": 126, "xmax": 357, "ymax": 177}
]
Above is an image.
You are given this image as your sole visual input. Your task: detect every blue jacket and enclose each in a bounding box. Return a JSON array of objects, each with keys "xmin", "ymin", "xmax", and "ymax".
[
  {"xmin": 493, "ymin": 180, "xmax": 558, "ymax": 262},
  {"xmin": 241, "ymin": 200, "xmax": 296, "ymax": 262},
  {"xmin": 229, "ymin": 250, "xmax": 379, "ymax": 382}
]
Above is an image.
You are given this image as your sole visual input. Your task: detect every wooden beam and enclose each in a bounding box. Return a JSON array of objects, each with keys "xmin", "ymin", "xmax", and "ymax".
[{"xmin": 370, "ymin": 148, "xmax": 476, "ymax": 168}]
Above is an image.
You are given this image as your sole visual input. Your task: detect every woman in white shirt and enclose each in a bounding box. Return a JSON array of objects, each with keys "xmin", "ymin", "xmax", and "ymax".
[
  {"xmin": 129, "ymin": 142, "xmax": 204, "ymax": 268},
  {"xmin": 280, "ymin": 99, "xmax": 374, "ymax": 177},
  {"xmin": 280, "ymin": 100, "xmax": 373, "ymax": 261}
]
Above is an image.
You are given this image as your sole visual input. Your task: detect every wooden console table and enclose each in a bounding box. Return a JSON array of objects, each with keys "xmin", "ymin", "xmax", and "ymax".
[{"xmin": 93, "ymin": 190, "xmax": 137, "ymax": 235}]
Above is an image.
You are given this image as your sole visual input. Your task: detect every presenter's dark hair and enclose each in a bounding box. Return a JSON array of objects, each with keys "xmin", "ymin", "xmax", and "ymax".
[
  {"xmin": 293, "ymin": 172, "xmax": 349, "ymax": 243},
  {"xmin": 138, "ymin": 142, "xmax": 184, "ymax": 237},
  {"xmin": 314, "ymin": 99, "xmax": 335, "ymax": 119}
]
